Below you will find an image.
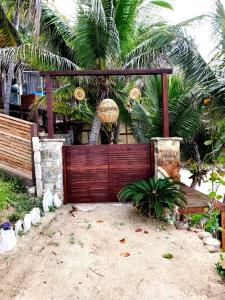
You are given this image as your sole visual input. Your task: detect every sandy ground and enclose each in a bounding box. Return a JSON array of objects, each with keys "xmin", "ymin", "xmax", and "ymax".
[{"xmin": 0, "ymin": 204, "xmax": 225, "ymax": 300}]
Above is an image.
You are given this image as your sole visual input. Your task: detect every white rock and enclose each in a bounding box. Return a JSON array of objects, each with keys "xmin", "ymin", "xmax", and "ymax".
[
  {"xmin": 30, "ymin": 208, "xmax": 41, "ymax": 225},
  {"xmin": 43, "ymin": 189, "xmax": 53, "ymax": 212},
  {"xmin": 189, "ymin": 227, "xmax": 203, "ymax": 233},
  {"xmin": 198, "ymin": 231, "xmax": 212, "ymax": 240},
  {"xmin": 175, "ymin": 221, "xmax": 189, "ymax": 230},
  {"xmin": 203, "ymin": 237, "xmax": 221, "ymax": 248},
  {"xmin": 23, "ymin": 214, "xmax": 32, "ymax": 232},
  {"xmin": 15, "ymin": 220, "xmax": 23, "ymax": 236},
  {"xmin": 205, "ymin": 245, "xmax": 220, "ymax": 253},
  {"xmin": 0, "ymin": 228, "xmax": 17, "ymax": 253},
  {"xmin": 53, "ymin": 193, "xmax": 62, "ymax": 208}
]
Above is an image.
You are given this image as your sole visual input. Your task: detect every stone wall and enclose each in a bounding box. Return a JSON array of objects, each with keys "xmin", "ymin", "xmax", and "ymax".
[
  {"xmin": 32, "ymin": 138, "xmax": 66, "ymax": 198},
  {"xmin": 151, "ymin": 137, "xmax": 182, "ymax": 181}
]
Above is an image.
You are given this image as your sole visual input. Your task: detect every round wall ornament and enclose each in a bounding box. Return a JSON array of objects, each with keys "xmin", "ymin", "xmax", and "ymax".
[
  {"xmin": 97, "ymin": 98, "xmax": 119, "ymax": 123},
  {"xmin": 74, "ymin": 87, "xmax": 86, "ymax": 101},
  {"xmin": 129, "ymin": 87, "xmax": 141, "ymax": 100}
]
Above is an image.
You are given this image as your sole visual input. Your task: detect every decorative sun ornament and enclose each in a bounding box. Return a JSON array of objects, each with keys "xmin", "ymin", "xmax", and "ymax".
[
  {"xmin": 97, "ymin": 98, "xmax": 119, "ymax": 123},
  {"xmin": 203, "ymin": 98, "xmax": 211, "ymax": 105},
  {"xmin": 129, "ymin": 87, "xmax": 141, "ymax": 100},
  {"xmin": 74, "ymin": 87, "xmax": 86, "ymax": 101}
]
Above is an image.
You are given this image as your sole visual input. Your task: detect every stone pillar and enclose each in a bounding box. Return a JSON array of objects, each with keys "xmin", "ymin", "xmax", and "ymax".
[
  {"xmin": 32, "ymin": 138, "xmax": 65, "ymax": 199},
  {"xmin": 151, "ymin": 137, "xmax": 182, "ymax": 181},
  {"xmin": 32, "ymin": 137, "xmax": 43, "ymax": 197}
]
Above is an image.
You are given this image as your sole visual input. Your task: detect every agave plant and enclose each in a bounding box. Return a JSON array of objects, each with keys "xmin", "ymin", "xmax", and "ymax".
[{"xmin": 118, "ymin": 177, "xmax": 187, "ymax": 218}]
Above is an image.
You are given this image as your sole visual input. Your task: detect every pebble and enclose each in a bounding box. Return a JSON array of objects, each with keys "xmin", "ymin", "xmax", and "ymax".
[
  {"xmin": 198, "ymin": 231, "xmax": 212, "ymax": 240},
  {"xmin": 203, "ymin": 237, "xmax": 221, "ymax": 250},
  {"xmin": 175, "ymin": 221, "xmax": 189, "ymax": 230},
  {"xmin": 205, "ymin": 245, "xmax": 220, "ymax": 253},
  {"xmin": 189, "ymin": 226, "xmax": 203, "ymax": 233}
]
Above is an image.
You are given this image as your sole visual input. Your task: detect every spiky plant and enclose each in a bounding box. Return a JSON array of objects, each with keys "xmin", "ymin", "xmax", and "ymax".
[{"xmin": 118, "ymin": 177, "xmax": 187, "ymax": 218}]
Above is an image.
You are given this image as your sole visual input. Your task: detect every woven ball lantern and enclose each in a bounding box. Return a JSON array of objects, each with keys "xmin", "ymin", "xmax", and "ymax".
[
  {"xmin": 97, "ymin": 98, "xmax": 119, "ymax": 123},
  {"xmin": 129, "ymin": 87, "xmax": 141, "ymax": 100},
  {"xmin": 74, "ymin": 87, "xmax": 86, "ymax": 101}
]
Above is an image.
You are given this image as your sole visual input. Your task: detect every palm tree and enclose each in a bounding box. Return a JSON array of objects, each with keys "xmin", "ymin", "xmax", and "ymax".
[{"xmin": 30, "ymin": 0, "xmax": 208, "ymax": 144}]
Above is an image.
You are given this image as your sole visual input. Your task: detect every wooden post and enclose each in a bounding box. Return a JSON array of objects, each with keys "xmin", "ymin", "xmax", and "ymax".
[
  {"xmin": 45, "ymin": 75, "xmax": 54, "ymax": 138},
  {"xmin": 221, "ymin": 211, "xmax": 225, "ymax": 250},
  {"xmin": 162, "ymin": 73, "xmax": 169, "ymax": 137}
]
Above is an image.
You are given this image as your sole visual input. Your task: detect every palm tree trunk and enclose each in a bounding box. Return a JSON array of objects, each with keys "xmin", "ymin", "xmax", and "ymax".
[
  {"xmin": 3, "ymin": 64, "xmax": 14, "ymax": 115},
  {"xmin": 89, "ymin": 116, "xmax": 102, "ymax": 145},
  {"xmin": 190, "ymin": 179, "xmax": 197, "ymax": 189},
  {"xmin": 14, "ymin": 0, "xmax": 20, "ymax": 30},
  {"xmin": 113, "ymin": 121, "xmax": 120, "ymax": 144}
]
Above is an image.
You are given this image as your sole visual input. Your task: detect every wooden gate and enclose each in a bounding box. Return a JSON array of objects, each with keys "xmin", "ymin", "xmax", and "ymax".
[{"xmin": 63, "ymin": 144, "xmax": 154, "ymax": 203}]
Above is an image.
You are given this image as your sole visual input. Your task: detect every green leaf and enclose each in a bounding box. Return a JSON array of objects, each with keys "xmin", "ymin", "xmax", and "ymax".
[
  {"xmin": 150, "ymin": 0, "xmax": 173, "ymax": 10},
  {"xmin": 204, "ymin": 140, "xmax": 213, "ymax": 146},
  {"xmin": 208, "ymin": 191, "xmax": 217, "ymax": 198},
  {"xmin": 217, "ymin": 156, "xmax": 225, "ymax": 163}
]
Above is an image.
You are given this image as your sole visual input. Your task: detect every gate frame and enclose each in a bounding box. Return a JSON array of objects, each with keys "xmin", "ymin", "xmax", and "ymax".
[{"xmin": 39, "ymin": 68, "xmax": 172, "ymax": 139}]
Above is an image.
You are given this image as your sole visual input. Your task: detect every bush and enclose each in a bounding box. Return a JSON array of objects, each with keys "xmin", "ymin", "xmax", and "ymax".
[
  {"xmin": 8, "ymin": 211, "xmax": 22, "ymax": 223},
  {"xmin": 118, "ymin": 177, "xmax": 187, "ymax": 218},
  {"xmin": 0, "ymin": 179, "xmax": 13, "ymax": 209},
  {"xmin": 216, "ymin": 254, "xmax": 225, "ymax": 277},
  {"xmin": 0, "ymin": 170, "xmax": 26, "ymax": 193}
]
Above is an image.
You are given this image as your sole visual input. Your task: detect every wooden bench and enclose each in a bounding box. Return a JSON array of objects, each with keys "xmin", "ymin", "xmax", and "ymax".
[{"xmin": 179, "ymin": 184, "xmax": 225, "ymax": 250}]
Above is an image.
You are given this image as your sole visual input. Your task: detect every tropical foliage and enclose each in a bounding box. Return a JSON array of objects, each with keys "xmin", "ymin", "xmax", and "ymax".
[{"xmin": 118, "ymin": 177, "xmax": 187, "ymax": 218}]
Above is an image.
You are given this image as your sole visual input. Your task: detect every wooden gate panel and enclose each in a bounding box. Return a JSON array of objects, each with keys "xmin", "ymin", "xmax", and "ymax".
[
  {"xmin": 108, "ymin": 144, "xmax": 153, "ymax": 201},
  {"xmin": 63, "ymin": 144, "xmax": 154, "ymax": 203},
  {"xmin": 63, "ymin": 145, "xmax": 109, "ymax": 203}
]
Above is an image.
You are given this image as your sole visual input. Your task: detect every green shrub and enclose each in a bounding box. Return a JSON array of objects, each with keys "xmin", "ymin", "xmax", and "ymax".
[
  {"xmin": 8, "ymin": 211, "xmax": 22, "ymax": 223},
  {"xmin": 0, "ymin": 180, "xmax": 13, "ymax": 209},
  {"xmin": 0, "ymin": 170, "xmax": 26, "ymax": 193},
  {"xmin": 7, "ymin": 194, "xmax": 43, "ymax": 214},
  {"xmin": 216, "ymin": 254, "xmax": 225, "ymax": 277},
  {"xmin": 118, "ymin": 177, "xmax": 187, "ymax": 218}
]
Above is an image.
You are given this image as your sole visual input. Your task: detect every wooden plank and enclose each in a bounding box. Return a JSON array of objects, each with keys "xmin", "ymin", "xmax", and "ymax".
[
  {"xmin": 221, "ymin": 212, "xmax": 225, "ymax": 250},
  {"xmin": 46, "ymin": 75, "xmax": 54, "ymax": 138},
  {"xmin": 162, "ymin": 73, "xmax": 169, "ymax": 137},
  {"xmin": 40, "ymin": 68, "xmax": 173, "ymax": 77},
  {"xmin": 0, "ymin": 130, "xmax": 31, "ymax": 143},
  {"xmin": 0, "ymin": 113, "xmax": 34, "ymax": 125},
  {"xmin": 62, "ymin": 146, "xmax": 68, "ymax": 205}
]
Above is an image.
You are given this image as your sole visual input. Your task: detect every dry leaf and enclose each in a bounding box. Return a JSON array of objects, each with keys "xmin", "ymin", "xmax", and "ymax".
[
  {"xmin": 144, "ymin": 231, "xmax": 149, "ymax": 234},
  {"xmin": 119, "ymin": 238, "xmax": 126, "ymax": 244},
  {"xmin": 96, "ymin": 220, "xmax": 104, "ymax": 223},
  {"xmin": 135, "ymin": 228, "xmax": 142, "ymax": 232},
  {"xmin": 120, "ymin": 252, "xmax": 130, "ymax": 257}
]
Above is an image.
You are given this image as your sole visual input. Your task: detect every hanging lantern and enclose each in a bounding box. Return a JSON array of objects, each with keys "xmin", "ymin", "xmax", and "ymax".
[
  {"xmin": 97, "ymin": 98, "xmax": 119, "ymax": 123},
  {"xmin": 129, "ymin": 87, "xmax": 141, "ymax": 100},
  {"xmin": 74, "ymin": 87, "xmax": 86, "ymax": 101}
]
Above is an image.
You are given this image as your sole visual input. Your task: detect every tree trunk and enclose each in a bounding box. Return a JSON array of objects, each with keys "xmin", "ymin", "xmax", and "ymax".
[
  {"xmin": 190, "ymin": 179, "xmax": 197, "ymax": 189},
  {"xmin": 3, "ymin": 64, "xmax": 14, "ymax": 115},
  {"xmin": 89, "ymin": 116, "xmax": 102, "ymax": 145},
  {"xmin": 113, "ymin": 121, "xmax": 121, "ymax": 144},
  {"xmin": 14, "ymin": 1, "xmax": 20, "ymax": 30}
]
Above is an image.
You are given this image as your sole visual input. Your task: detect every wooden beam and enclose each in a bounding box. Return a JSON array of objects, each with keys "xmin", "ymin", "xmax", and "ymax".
[
  {"xmin": 40, "ymin": 68, "xmax": 173, "ymax": 77},
  {"xmin": 162, "ymin": 73, "xmax": 169, "ymax": 137},
  {"xmin": 45, "ymin": 75, "xmax": 54, "ymax": 139},
  {"xmin": 221, "ymin": 211, "xmax": 225, "ymax": 250}
]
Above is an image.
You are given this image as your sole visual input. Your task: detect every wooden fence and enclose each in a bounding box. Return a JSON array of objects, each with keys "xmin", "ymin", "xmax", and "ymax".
[{"xmin": 0, "ymin": 113, "xmax": 37, "ymax": 183}]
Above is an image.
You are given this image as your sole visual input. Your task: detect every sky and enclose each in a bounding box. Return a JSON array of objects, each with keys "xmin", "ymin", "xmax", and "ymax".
[{"xmin": 52, "ymin": 0, "xmax": 225, "ymax": 61}]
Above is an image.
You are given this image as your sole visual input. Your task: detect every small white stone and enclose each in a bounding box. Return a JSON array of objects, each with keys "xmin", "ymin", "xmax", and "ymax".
[
  {"xmin": 30, "ymin": 208, "xmax": 41, "ymax": 225},
  {"xmin": 189, "ymin": 227, "xmax": 203, "ymax": 233},
  {"xmin": 175, "ymin": 221, "xmax": 189, "ymax": 230},
  {"xmin": 205, "ymin": 245, "xmax": 220, "ymax": 253},
  {"xmin": 43, "ymin": 189, "xmax": 53, "ymax": 212},
  {"xmin": 203, "ymin": 237, "xmax": 221, "ymax": 248},
  {"xmin": 53, "ymin": 193, "xmax": 62, "ymax": 208},
  {"xmin": 0, "ymin": 228, "xmax": 17, "ymax": 253},
  {"xmin": 15, "ymin": 220, "xmax": 23, "ymax": 236},
  {"xmin": 198, "ymin": 231, "xmax": 212, "ymax": 240},
  {"xmin": 23, "ymin": 214, "xmax": 32, "ymax": 232}
]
